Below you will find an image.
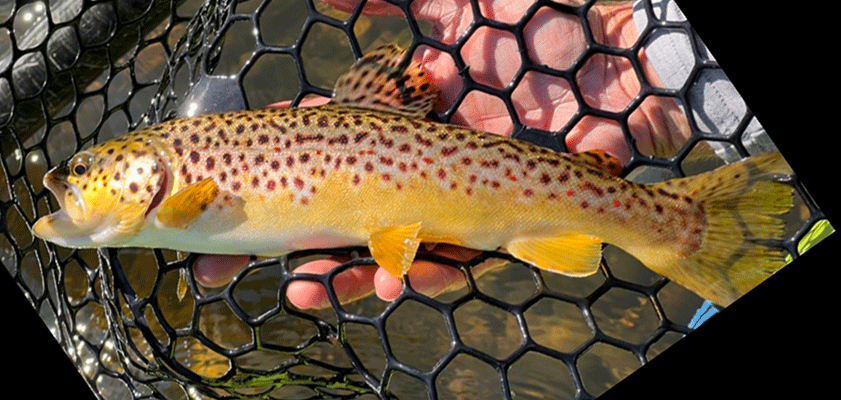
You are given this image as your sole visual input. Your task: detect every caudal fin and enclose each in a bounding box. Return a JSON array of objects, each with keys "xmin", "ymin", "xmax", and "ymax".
[{"xmin": 647, "ymin": 151, "xmax": 794, "ymax": 307}]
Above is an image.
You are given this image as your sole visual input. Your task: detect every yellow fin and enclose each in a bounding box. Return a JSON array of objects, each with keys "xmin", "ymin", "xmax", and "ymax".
[
  {"xmin": 156, "ymin": 178, "xmax": 220, "ymax": 229},
  {"xmin": 506, "ymin": 233, "xmax": 603, "ymax": 277},
  {"xmin": 638, "ymin": 151, "xmax": 795, "ymax": 307},
  {"xmin": 331, "ymin": 44, "xmax": 436, "ymax": 118},
  {"xmin": 567, "ymin": 150, "xmax": 624, "ymax": 176},
  {"xmin": 368, "ymin": 223, "xmax": 423, "ymax": 277}
]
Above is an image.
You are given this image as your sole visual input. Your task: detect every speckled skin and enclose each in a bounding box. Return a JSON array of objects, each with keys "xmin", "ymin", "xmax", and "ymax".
[
  {"xmin": 89, "ymin": 104, "xmax": 703, "ymax": 263},
  {"xmin": 34, "ymin": 44, "xmax": 795, "ymax": 306}
]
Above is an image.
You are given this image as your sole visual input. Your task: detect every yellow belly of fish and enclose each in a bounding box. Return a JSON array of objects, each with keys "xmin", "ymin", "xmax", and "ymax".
[{"xmin": 133, "ymin": 166, "xmax": 580, "ymax": 257}]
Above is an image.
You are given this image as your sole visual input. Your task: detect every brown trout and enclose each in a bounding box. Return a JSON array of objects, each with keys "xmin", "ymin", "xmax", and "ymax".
[{"xmin": 32, "ymin": 45, "xmax": 794, "ymax": 306}]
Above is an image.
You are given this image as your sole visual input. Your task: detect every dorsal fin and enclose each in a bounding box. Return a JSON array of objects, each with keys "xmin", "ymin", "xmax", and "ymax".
[
  {"xmin": 330, "ymin": 44, "xmax": 437, "ymax": 118},
  {"xmin": 566, "ymin": 150, "xmax": 624, "ymax": 177}
]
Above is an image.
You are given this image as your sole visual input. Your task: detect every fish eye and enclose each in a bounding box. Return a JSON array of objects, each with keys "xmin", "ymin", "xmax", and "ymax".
[
  {"xmin": 73, "ymin": 163, "xmax": 88, "ymax": 175},
  {"xmin": 69, "ymin": 153, "xmax": 93, "ymax": 176}
]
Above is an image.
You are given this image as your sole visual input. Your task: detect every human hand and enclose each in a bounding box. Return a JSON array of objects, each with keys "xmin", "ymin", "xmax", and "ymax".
[
  {"xmin": 192, "ymin": 0, "xmax": 692, "ymax": 309},
  {"xmin": 321, "ymin": 0, "xmax": 691, "ymax": 163}
]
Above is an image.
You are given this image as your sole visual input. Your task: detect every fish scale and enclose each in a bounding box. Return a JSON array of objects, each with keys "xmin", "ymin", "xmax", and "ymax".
[
  {"xmin": 148, "ymin": 104, "xmax": 703, "ymax": 254},
  {"xmin": 33, "ymin": 44, "xmax": 796, "ymax": 307}
]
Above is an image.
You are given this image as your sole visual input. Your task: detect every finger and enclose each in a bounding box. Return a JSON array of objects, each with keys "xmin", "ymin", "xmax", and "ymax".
[
  {"xmin": 374, "ymin": 259, "xmax": 465, "ymax": 301},
  {"xmin": 286, "ymin": 258, "xmax": 378, "ymax": 309},
  {"xmin": 374, "ymin": 245, "xmax": 506, "ymax": 301},
  {"xmin": 565, "ymin": 115, "xmax": 632, "ymax": 164},
  {"xmin": 192, "ymin": 254, "xmax": 251, "ymax": 288}
]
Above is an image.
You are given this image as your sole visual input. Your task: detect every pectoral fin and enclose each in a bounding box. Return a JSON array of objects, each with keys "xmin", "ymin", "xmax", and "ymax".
[
  {"xmin": 368, "ymin": 223, "xmax": 422, "ymax": 277},
  {"xmin": 506, "ymin": 233, "xmax": 603, "ymax": 277},
  {"xmin": 156, "ymin": 178, "xmax": 221, "ymax": 229}
]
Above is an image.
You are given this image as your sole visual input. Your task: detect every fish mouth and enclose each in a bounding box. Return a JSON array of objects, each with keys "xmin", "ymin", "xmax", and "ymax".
[
  {"xmin": 31, "ymin": 165, "xmax": 95, "ymax": 247},
  {"xmin": 42, "ymin": 165, "xmax": 85, "ymax": 219}
]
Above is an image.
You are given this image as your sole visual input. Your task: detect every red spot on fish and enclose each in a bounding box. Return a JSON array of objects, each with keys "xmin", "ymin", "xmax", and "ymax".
[
  {"xmin": 423, "ymin": 158, "xmax": 433, "ymax": 164},
  {"xmin": 508, "ymin": 176, "xmax": 517, "ymax": 182},
  {"xmin": 614, "ymin": 200, "xmax": 621, "ymax": 207},
  {"xmin": 566, "ymin": 189, "xmax": 574, "ymax": 196}
]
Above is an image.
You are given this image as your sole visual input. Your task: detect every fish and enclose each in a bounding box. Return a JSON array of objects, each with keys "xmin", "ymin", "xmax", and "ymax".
[{"xmin": 32, "ymin": 44, "xmax": 795, "ymax": 307}]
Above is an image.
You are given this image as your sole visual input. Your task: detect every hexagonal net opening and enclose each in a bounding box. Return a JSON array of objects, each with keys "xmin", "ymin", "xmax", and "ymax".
[{"xmin": 0, "ymin": 1, "xmax": 830, "ymax": 400}]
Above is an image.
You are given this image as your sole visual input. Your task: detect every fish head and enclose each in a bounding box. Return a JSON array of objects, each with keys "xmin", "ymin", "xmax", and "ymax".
[{"xmin": 32, "ymin": 134, "xmax": 170, "ymax": 248}]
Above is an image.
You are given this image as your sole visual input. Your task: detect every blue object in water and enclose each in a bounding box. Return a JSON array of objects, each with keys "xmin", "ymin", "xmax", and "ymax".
[{"xmin": 689, "ymin": 300, "xmax": 719, "ymax": 329}]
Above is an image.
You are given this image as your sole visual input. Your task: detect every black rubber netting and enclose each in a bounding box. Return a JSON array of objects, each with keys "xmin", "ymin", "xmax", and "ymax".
[{"xmin": 0, "ymin": 0, "xmax": 832, "ymax": 399}]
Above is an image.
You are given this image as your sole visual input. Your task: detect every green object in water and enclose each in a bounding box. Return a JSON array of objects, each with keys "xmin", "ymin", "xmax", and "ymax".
[{"xmin": 786, "ymin": 219, "xmax": 834, "ymax": 263}]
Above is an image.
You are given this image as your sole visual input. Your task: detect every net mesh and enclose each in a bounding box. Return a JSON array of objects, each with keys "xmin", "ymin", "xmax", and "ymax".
[{"xmin": 0, "ymin": 0, "xmax": 828, "ymax": 399}]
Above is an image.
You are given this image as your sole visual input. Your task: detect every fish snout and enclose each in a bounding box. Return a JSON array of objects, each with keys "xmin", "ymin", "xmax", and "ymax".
[{"xmin": 43, "ymin": 163, "xmax": 70, "ymax": 197}]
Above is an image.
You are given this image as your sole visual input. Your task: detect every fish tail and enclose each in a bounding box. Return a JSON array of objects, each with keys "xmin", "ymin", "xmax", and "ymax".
[{"xmin": 645, "ymin": 151, "xmax": 795, "ymax": 307}]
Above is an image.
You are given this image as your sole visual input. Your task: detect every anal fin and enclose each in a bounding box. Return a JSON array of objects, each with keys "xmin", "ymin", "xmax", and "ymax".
[
  {"xmin": 368, "ymin": 223, "xmax": 422, "ymax": 277},
  {"xmin": 506, "ymin": 233, "xmax": 603, "ymax": 277},
  {"xmin": 156, "ymin": 178, "xmax": 221, "ymax": 229}
]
